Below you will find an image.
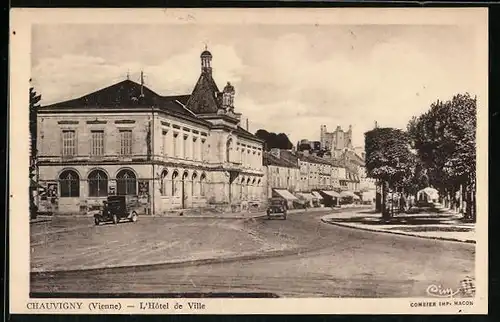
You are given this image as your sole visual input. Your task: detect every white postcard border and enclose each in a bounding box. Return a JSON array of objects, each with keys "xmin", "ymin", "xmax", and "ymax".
[{"xmin": 9, "ymin": 8, "xmax": 489, "ymax": 315}]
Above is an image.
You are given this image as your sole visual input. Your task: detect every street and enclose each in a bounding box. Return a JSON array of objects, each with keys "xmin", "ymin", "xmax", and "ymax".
[{"xmin": 31, "ymin": 209, "xmax": 475, "ymax": 298}]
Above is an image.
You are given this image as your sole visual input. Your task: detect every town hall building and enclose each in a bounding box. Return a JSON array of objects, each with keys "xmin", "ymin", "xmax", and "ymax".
[{"xmin": 36, "ymin": 49, "xmax": 265, "ymax": 215}]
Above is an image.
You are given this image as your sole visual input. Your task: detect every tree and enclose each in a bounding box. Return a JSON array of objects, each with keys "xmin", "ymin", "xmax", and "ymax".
[
  {"xmin": 29, "ymin": 83, "xmax": 41, "ymax": 170},
  {"xmin": 407, "ymin": 93, "xmax": 476, "ymax": 221},
  {"xmin": 29, "ymin": 81, "xmax": 41, "ymax": 219},
  {"xmin": 365, "ymin": 127, "xmax": 415, "ymax": 220},
  {"xmin": 255, "ymin": 129, "xmax": 293, "ymax": 151}
]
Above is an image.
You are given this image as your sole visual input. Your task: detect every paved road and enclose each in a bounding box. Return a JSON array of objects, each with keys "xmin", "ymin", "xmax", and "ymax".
[{"xmin": 31, "ymin": 210, "xmax": 475, "ymax": 298}]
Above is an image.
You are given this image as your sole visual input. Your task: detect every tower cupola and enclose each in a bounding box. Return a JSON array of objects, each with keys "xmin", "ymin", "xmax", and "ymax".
[{"xmin": 200, "ymin": 46, "xmax": 212, "ymax": 74}]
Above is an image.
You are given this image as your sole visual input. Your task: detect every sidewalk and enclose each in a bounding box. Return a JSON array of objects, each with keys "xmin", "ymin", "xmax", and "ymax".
[{"xmin": 321, "ymin": 209, "xmax": 475, "ymax": 244}]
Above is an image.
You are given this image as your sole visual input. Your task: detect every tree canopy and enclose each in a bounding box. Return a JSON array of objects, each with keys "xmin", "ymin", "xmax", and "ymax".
[
  {"xmin": 364, "ymin": 127, "xmax": 415, "ymax": 189},
  {"xmin": 407, "ymin": 93, "xmax": 476, "ymax": 194},
  {"xmin": 255, "ymin": 129, "xmax": 293, "ymax": 151},
  {"xmin": 29, "ymin": 84, "xmax": 41, "ymax": 177}
]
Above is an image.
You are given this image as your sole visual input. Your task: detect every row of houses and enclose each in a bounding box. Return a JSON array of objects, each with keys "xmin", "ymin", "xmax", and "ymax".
[{"xmin": 264, "ymin": 148, "xmax": 375, "ymax": 209}]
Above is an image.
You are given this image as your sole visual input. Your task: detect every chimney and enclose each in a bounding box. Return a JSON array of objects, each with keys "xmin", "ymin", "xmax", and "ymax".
[{"xmin": 246, "ymin": 118, "xmax": 249, "ymax": 131}]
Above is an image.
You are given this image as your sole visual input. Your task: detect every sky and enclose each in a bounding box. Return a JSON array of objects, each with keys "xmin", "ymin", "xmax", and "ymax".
[{"xmin": 31, "ymin": 23, "xmax": 481, "ymax": 148}]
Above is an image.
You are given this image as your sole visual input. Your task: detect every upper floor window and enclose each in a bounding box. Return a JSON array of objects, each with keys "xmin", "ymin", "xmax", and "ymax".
[
  {"xmin": 119, "ymin": 130, "xmax": 132, "ymax": 155},
  {"xmin": 161, "ymin": 130, "xmax": 167, "ymax": 155},
  {"xmin": 193, "ymin": 137, "xmax": 198, "ymax": 160},
  {"xmin": 201, "ymin": 138, "xmax": 206, "ymax": 161},
  {"xmin": 173, "ymin": 132, "xmax": 179, "ymax": 157},
  {"xmin": 61, "ymin": 130, "xmax": 76, "ymax": 156},
  {"xmin": 91, "ymin": 130, "xmax": 104, "ymax": 156},
  {"xmin": 183, "ymin": 134, "xmax": 189, "ymax": 159}
]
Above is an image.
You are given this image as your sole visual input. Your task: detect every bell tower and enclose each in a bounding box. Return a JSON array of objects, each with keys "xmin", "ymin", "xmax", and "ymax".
[{"xmin": 200, "ymin": 45, "xmax": 212, "ymax": 75}]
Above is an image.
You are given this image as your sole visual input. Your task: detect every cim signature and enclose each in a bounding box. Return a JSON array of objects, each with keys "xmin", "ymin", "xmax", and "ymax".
[{"xmin": 426, "ymin": 284, "xmax": 460, "ymax": 298}]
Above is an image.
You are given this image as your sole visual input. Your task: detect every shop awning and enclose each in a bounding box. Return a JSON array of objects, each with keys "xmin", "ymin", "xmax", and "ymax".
[
  {"xmin": 340, "ymin": 190, "xmax": 360, "ymax": 199},
  {"xmin": 296, "ymin": 193, "xmax": 315, "ymax": 201},
  {"xmin": 321, "ymin": 190, "xmax": 340, "ymax": 198},
  {"xmin": 311, "ymin": 191, "xmax": 323, "ymax": 200},
  {"xmin": 273, "ymin": 189, "xmax": 298, "ymax": 200}
]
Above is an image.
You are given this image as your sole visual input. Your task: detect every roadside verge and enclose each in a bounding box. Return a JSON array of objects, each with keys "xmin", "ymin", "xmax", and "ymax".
[{"xmin": 320, "ymin": 213, "xmax": 475, "ymax": 244}]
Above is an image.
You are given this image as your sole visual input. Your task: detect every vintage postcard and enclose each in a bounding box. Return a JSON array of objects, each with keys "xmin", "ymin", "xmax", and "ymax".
[{"xmin": 9, "ymin": 8, "xmax": 488, "ymax": 314}]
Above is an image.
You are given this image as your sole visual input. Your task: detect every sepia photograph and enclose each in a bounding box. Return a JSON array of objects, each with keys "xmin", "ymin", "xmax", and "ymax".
[{"xmin": 9, "ymin": 8, "xmax": 488, "ymax": 314}]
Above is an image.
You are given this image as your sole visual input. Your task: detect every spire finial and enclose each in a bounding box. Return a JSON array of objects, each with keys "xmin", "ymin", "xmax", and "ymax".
[
  {"xmin": 126, "ymin": 70, "xmax": 130, "ymax": 80},
  {"xmin": 205, "ymin": 43, "xmax": 208, "ymax": 51}
]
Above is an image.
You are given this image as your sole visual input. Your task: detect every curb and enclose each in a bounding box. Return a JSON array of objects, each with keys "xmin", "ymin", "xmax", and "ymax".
[
  {"xmin": 30, "ymin": 219, "xmax": 53, "ymax": 224},
  {"xmin": 320, "ymin": 217, "xmax": 476, "ymax": 244},
  {"xmin": 31, "ymin": 244, "xmax": 314, "ymax": 276}
]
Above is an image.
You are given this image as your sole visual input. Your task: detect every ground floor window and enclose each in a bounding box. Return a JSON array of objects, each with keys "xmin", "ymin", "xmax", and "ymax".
[
  {"xmin": 116, "ymin": 169, "xmax": 137, "ymax": 195},
  {"xmin": 59, "ymin": 169, "xmax": 80, "ymax": 197},
  {"xmin": 88, "ymin": 169, "xmax": 108, "ymax": 197}
]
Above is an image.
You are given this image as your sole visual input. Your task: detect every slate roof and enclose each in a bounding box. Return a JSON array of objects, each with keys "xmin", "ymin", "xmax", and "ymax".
[
  {"xmin": 298, "ymin": 153, "xmax": 332, "ymax": 165},
  {"xmin": 41, "ymin": 80, "xmax": 209, "ymax": 123},
  {"xmin": 264, "ymin": 151, "xmax": 299, "ymax": 168},
  {"xmin": 185, "ymin": 72, "xmax": 222, "ymax": 114}
]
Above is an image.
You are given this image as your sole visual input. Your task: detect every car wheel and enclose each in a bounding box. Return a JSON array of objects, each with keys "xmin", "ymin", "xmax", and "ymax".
[
  {"xmin": 130, "ymin": 211, "xmax": 138, "ymax": 223},
  {"xmin": 283, "ymin": 214, "xmax": 287, "ymax": 220},
  {"xmin": 112, "ymin": 214, "xmax": 118, "ymax": 224},
  {"xmin": 94, "ymin": 218, "xmax": 100, "ymax": 226}
]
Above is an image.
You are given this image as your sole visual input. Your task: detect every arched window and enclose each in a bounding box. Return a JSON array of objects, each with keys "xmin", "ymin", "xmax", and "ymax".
[
  {"xmin": 160, "ymin": 170, "xmax": 168, "ymax": 196},
  {"xmin": 226, "ymin": 138, "xmax": 232, "ymax": 163},
  {"xmin": 200, "ymin": 173, "xmax": 206, "ymax": 197},
  {"xmin": 191, "ymin": 172, "xmax": 198, "ymax": 196},
  {"xmin": 88, "ymin": 170, "xmax": 108, "ymax": 197},
  {"xmin": 116, "ymin": 169, "xmax": 136, "ymax": 196},
  {"xmin": 172, "ymin": 171, "xmax": 179, "ymax": 196},
  {"xmin": 59, "ymin": 170, "xmax": 80, "ymax": 197}
]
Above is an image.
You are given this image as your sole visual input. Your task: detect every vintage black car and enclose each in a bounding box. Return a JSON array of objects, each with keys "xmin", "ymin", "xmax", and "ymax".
[
  {"xmin": 266, "ymin": 198, "xmax": 287, "ymax": 220},
  {"xmin": 94, "ymin": 195, "xmax": 140, "ymax": 225}
]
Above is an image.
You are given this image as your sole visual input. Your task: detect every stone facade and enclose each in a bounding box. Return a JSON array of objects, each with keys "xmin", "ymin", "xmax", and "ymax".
[
  {"xmin": 263, "ymin": 149, "xmax": 300, "ymax": 200},
  {"xmin": 35, "ymin": 49, "xmax": 265, "ymax": 215},
  {"xmin": 298, "ymin": 152, "xmax": 335, "ymax": 192}
]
